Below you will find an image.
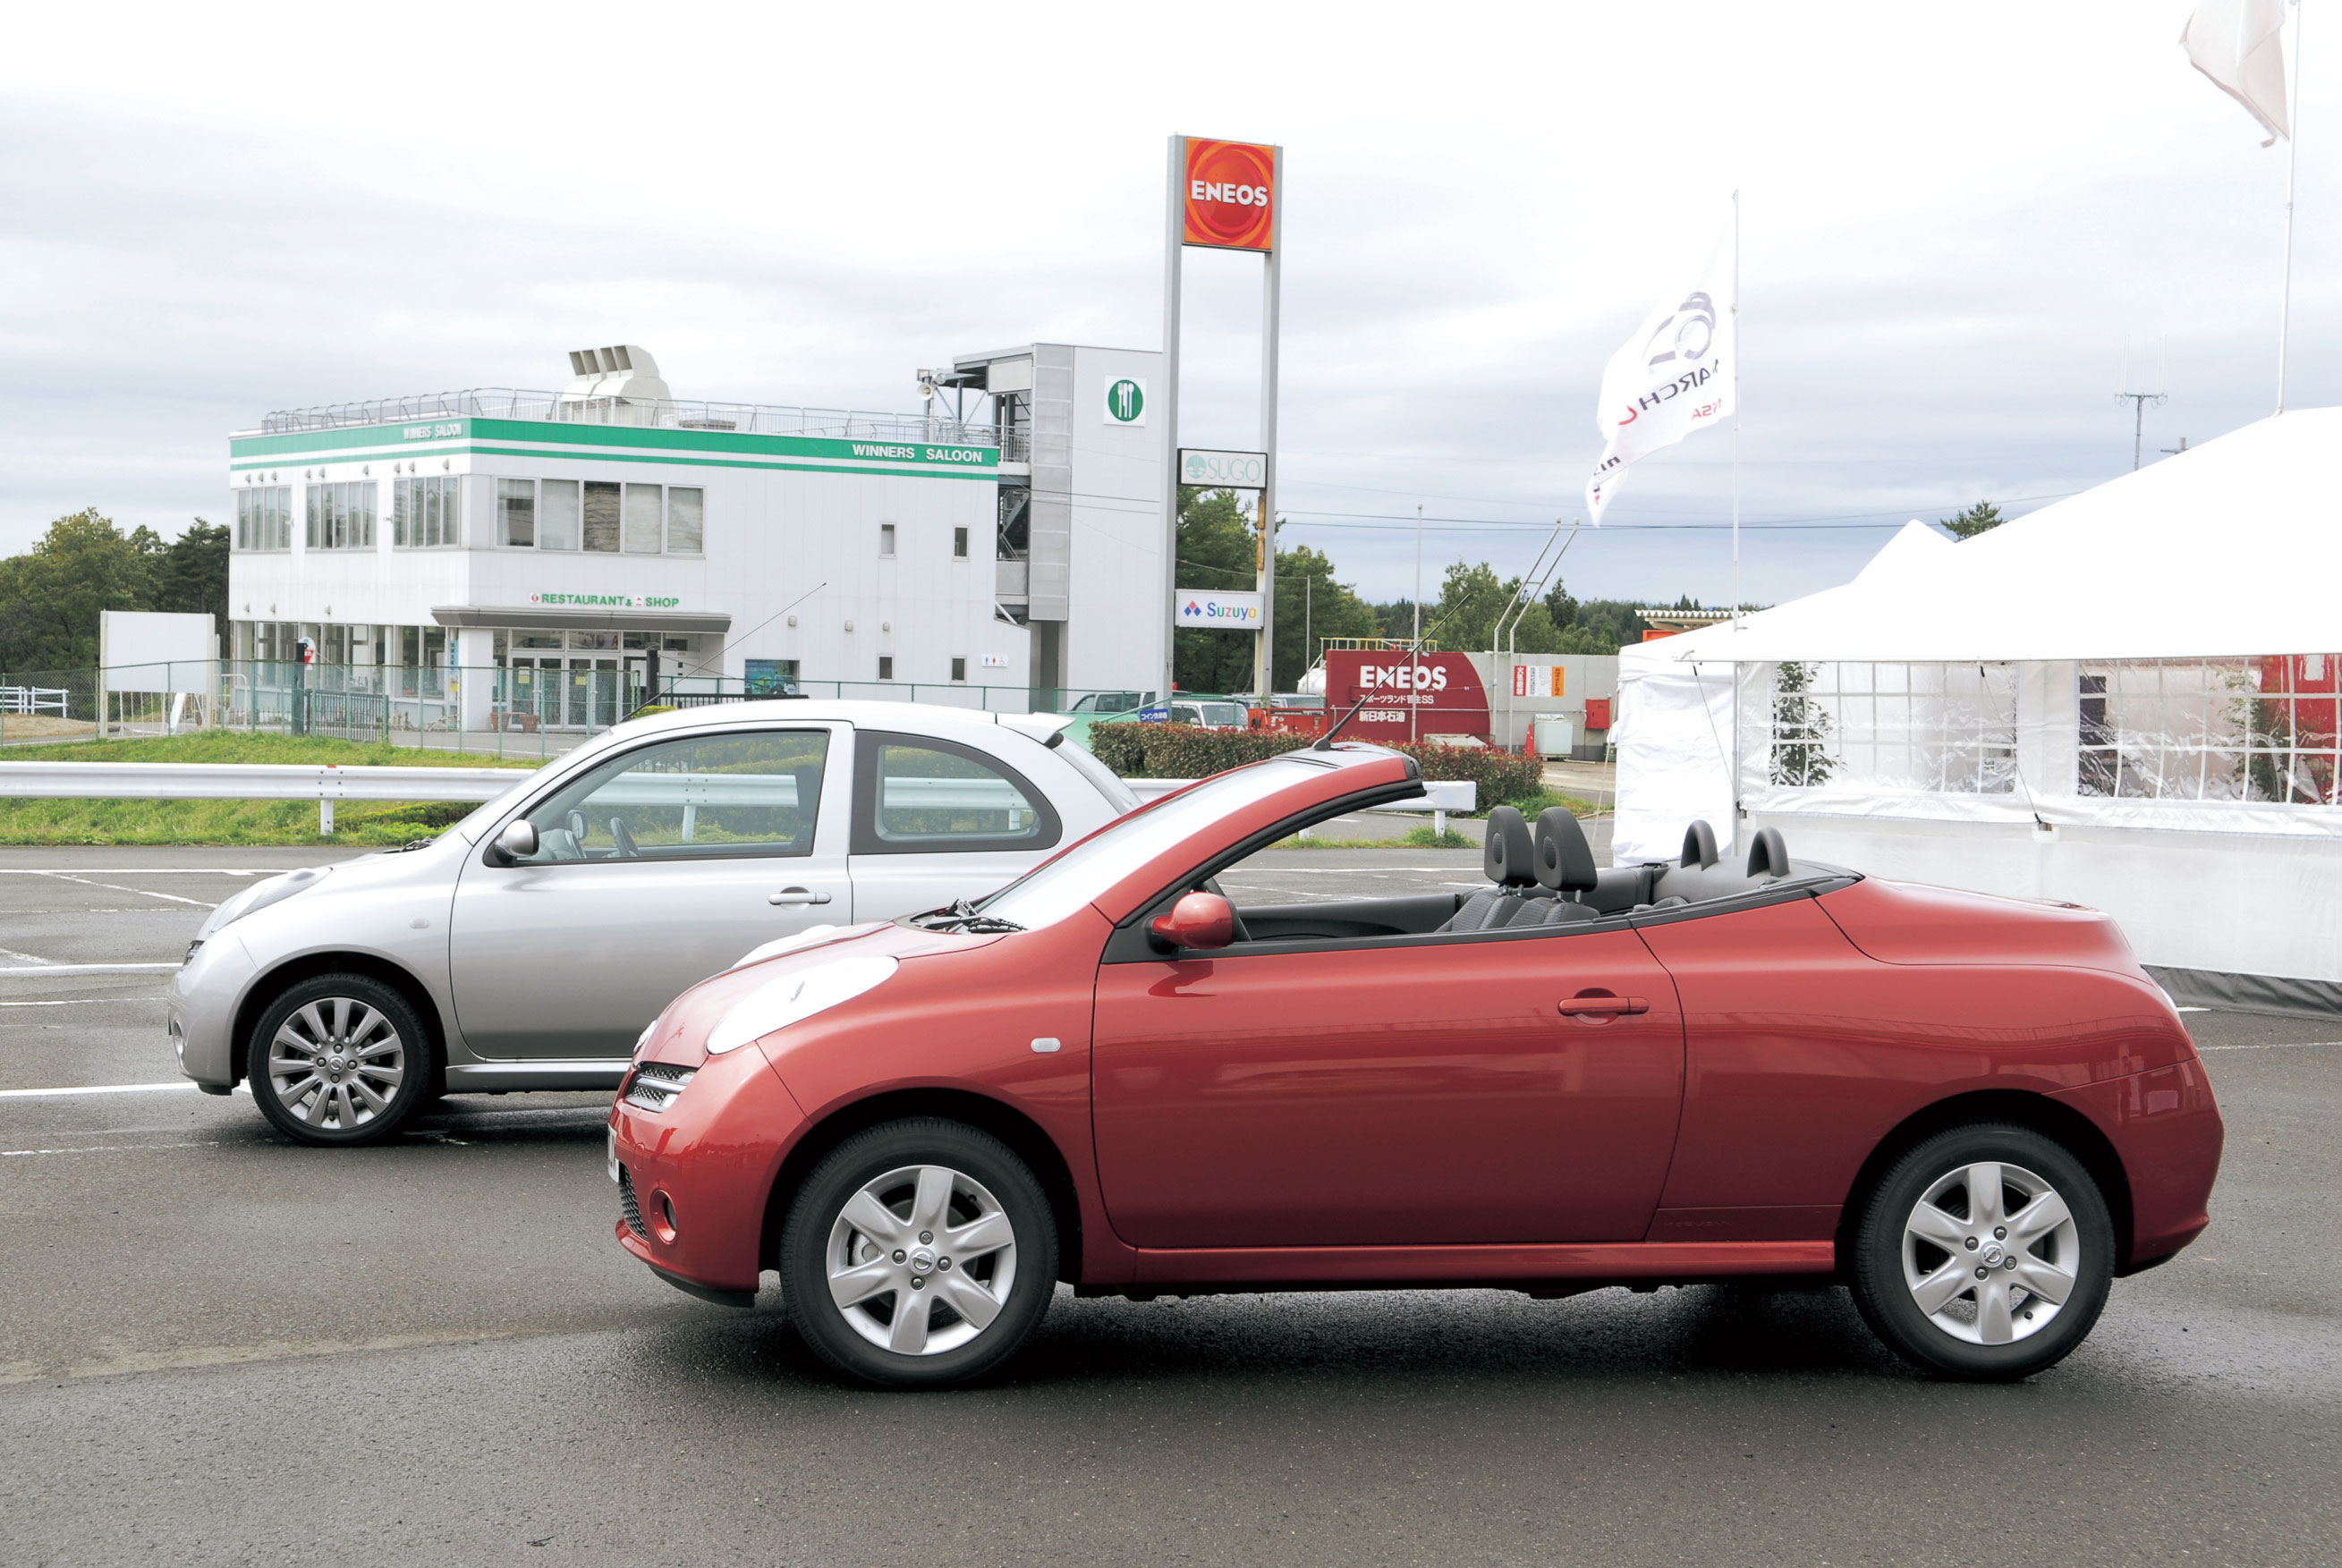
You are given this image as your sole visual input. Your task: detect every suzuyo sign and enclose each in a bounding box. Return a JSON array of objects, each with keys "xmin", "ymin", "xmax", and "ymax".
[
  {"xmin": 1184, "ymin": 139, "xmax": 1277, "ymax": 252},
  {"xmin": 1324, "ymin": 650, "xmax": 1492, "ymax": 741},
  {"xmin": 1175, "ymin": 589, "xmax": 1264, "ymax": 630}
]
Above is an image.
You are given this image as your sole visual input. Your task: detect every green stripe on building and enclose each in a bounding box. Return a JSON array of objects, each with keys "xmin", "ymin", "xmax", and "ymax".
[{"xmin": 227, "ymin": 417, "xmax": 998, "ymax": 472}]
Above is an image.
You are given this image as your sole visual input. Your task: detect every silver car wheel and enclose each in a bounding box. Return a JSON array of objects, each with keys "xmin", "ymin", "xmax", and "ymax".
[
  {"xmin": 825, "ymin": 1163, "xmax": 1018, "ymax": 1357},
  {"xmin": 267, "ymin": 997, "xmax": 406, "ymax": 1132},
  {"xmin": 1901, "ymin": 1159, "xmax": 2080, "ymax": 1346}
]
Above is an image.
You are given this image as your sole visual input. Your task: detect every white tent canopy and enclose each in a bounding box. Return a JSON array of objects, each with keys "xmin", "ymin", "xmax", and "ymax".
[
  {"xmin": 1637, "ymin": 410, "xmax": 2342, "ymax": 665},
  {"xmin": 1612, "ymin": 409, "xmax": 2342, "ymax": 1010}
]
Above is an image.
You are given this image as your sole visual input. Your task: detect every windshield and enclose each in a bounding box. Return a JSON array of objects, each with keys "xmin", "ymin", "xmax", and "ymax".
[{"xmin": 978, "ymin": 759, "xmax": 1327, "ymax": 930}]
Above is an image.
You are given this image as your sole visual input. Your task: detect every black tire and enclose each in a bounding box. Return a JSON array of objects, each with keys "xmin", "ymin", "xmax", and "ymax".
[
  {"xmin": 246, "ymin": 974, "xmax": 435, "ymax": 1148},
  {"xmin": 1849, "ymin": 1122, "xmax": 2114, "ymax": 1381},
  {"xmin": 779, "ymin": 1118, "xmax": 1057, "ymax": 1389}
]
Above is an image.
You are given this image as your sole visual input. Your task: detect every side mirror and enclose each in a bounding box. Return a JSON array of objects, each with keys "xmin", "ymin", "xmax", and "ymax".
[
  {"xmin": 1150, "ymin": 891, "xmax": 1234, "ymax": 952},
  {"xmin": 492, "ymin": 818, "xmax": 539, "ymax": 864}
]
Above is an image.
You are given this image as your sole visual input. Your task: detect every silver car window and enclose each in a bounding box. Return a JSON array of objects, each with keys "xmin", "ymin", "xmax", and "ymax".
[
  {"xmin": 511, "ymin": 729, "xmax": 828, "ymax": 863},
  {"xmin": 869, "ymin": 742, "xmax": 1044, "ymax": 845}
]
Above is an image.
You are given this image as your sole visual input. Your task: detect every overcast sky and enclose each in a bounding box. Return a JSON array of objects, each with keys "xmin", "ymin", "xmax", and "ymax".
[{"xmin": 1, "ymin": 2, "xmax": 2332, "ymax": 607}]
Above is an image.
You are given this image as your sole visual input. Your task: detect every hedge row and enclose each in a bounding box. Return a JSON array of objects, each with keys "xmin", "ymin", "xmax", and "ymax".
[{"xmin": 1085, "ymin": 722, "xmax": 1545, "ymax": 808}]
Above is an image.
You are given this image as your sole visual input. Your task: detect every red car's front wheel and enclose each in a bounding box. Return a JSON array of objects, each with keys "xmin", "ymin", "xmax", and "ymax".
[
  {"xmin": 1851, "ymin": 1123, "xmax": 2115, "ymax": 1381},
  {"xmin": 780, "ymin": 1119, "xmax": 1058, "ymax": 1388}
]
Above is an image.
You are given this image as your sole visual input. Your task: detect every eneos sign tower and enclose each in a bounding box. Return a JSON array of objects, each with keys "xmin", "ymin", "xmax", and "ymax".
[{"xmin": 1160, "ymin": 134, "xmax": 1284, "ymax": 703}]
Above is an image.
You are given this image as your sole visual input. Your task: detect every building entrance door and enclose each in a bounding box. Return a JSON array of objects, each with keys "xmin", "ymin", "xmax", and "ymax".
[{"xmin": 505, "ymin": 653, "xmax": 645, "ymax": 731}]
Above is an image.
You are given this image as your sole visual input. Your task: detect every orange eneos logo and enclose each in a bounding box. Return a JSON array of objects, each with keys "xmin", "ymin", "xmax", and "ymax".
[{"xmin": 1184, "ymin": 139, "xmax": 1276, "ymax": 252}]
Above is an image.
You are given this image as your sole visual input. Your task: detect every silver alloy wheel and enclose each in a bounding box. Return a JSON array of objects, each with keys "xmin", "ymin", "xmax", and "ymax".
[
  {"xmin": 267, "ymin": 996, "xmax": 406, "ymax": 1132},
  {"xmin": 825, "ymin": 1163, "xmax": 1018, "ymax": 1357},
  {"xmin": 1902, "ymin": 1159, "xmax": 2080, "ymax": 1346}
]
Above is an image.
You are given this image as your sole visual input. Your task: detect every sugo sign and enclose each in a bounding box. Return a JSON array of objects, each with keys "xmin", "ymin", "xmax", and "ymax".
[
  {"xmin": 1179, "ymin": 448, "xmax": 1269, "ymax": 488},
  {"xmin": 1184, "ymin": 139, "xmax": 1277, "ymax": 252}
]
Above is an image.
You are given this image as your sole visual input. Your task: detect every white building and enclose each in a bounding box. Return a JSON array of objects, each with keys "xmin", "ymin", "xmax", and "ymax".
[{"xmin": 225, "ymin": 343, "xmax": 1165, "ymax": 730}]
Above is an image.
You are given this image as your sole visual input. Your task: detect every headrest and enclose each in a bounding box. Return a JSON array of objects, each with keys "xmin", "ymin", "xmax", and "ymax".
[
  {"xmin": 1483, "ymin": 806, "xmax": 1536, "ymax": 887},
  {"xmin": 1746, "ymin": 826, "xmax": 1790, "ymax": 878},
  {"xmin": 1680, "ymin": 819, "xmax": 1719, "ymax": 869},
  {"xmin": 1532, "ymin": 807, "xmax": 1599, "ymax": 893}
]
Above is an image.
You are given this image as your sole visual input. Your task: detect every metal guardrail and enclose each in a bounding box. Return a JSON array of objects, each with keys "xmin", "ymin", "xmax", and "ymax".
[
  {"xmin": 0, "ymin": 762, "xmax": 1481, "ymax": 835},
  {"xmin": 0, "ymin": 761, "xmax": 532, "ymax": 835},
  {"xmin": 1, "ymin": 686, "xmax": 68, "ymax": 716}
]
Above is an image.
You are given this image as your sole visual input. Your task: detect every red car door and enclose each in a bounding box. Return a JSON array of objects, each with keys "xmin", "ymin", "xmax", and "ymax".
[{"xmin": 1090, "ymin": 928, "xmax": 1686, "ymax": 1249}]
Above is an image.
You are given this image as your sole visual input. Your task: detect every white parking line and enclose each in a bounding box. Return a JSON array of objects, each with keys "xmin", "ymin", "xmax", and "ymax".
[
  {"xmin": 0, "ymin": 964, "xmax": 181, "ymax": 977},
  {"xmin": 2197, "ymin": 1039, "xmax": 2341, "ymax": 1052},
  {"xmin": 0, "ymin": 1081, "xmax": 214, "ymax": 1099},
  {"xmin": 3, "ymin": 1141, "xmax": 224, "ymax": 1157},
  {"xmin": 37, "ymin": 873, "xmax": 215, "ymax": 908},
  {"xmin": 0, "ymin": 998, "xmax": 115, "ymax": 1008}
]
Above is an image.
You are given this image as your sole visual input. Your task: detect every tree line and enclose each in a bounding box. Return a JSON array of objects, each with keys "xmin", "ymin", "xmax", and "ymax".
[
  {"xmin": 1173, "ymin": 487, "xmax": 1684, "ymax": 694},
  {"xmin": 0, "ymin": 510, "xmax": 228, "ymax": 674}
]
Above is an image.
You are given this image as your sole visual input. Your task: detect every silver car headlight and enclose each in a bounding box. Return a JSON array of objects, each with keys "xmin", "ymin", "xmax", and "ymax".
[
  {"xmin": 195, "ymin": 866, "xmax": 331, "ymax": 941},
  {"xmin": 706, "ymin": 955, "xmax": 898, "ymax": 1055}
]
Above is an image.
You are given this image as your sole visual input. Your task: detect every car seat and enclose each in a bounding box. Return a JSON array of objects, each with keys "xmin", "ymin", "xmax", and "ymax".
[
  {"xmin": 1437, "ymin": 806, "xmax": 1549, "ymax": 931},
  {"xmin": 1511, "ymin": 809, "xmax": 1602, "ymax": 926}
]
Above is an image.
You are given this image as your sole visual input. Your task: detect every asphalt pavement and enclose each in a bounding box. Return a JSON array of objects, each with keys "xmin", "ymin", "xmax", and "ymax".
[{"xmin": 1, "ymin": 847, "xmax": 2336, "ymax": 1566}]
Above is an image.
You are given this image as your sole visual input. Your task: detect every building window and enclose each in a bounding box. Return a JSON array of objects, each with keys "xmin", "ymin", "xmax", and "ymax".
[
  {"xmin": 950, "ymin": 657, "xmax": 967, "ymax": 682},
  {"xmin": 746, "ymin": 658, "xmax": 801, "ymax": 696},
  {"xmin": 879, "ymin": 523, "xmax": 896, "ymax": 557},
  {"xmin": 2077, "ymin": 657, "xmax": 2340, "ymax": 803},
  {"xmin": 497, "ymin": 479, "xmax": 536, "ymax": 547},
  {"xmin": 878, "ymin": 655, "xmax": 895, "ymax": 680},
  {"xmin": 234, "ymin": 487, "xmax": 292, "ymax": 551},
  {"xmin": 623, "ymin": 483, "xmax": 663, "ymax": 553},
  {"xmin": 1762, "ymin": 661, "xmax": 2017, "ymax": 795},
  {"xmin": 539, "ymin": 479, "xmax": 581, "ymax": 550},
  {"xmin": 305, "ymin": 481, "xmax": 377, "ymax": 550},
  {"xmin": 583, "ymin": 481, "xmax": 622, "ymax": 553},
  {"xmin": 666, "ymin": 487, "xmax": 704, "ymax": 554},
  {"xmin": 393, "ymin": 475, "xmax": 462, "ymax": 548},
  {"xmin": 953, "ymin": 526, "xmax": 968, "ymax": 559}
]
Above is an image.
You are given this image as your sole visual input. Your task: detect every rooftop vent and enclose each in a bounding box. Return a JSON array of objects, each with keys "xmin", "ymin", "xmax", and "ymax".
[{"xmin": 561, "ymin": 344, "xmax": 671, "ymax": 407}]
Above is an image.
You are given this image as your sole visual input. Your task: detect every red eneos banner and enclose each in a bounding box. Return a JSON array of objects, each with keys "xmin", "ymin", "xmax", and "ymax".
[
  {"xmin": 1184, "ymin": 139, "xmax": 1276, "ymax": 252},
  {"xmin": 1323, "ymin": 650, "xmax": 1491, "ymax": 742}
]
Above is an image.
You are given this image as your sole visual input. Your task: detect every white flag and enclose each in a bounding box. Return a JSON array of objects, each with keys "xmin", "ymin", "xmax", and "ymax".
[
  {"xmin": 2180, "ymin": 0, "xmax": 2291, "ymax": 145},
  {"xmin": 1585, "ymin": 219, "xmax": 1735, "ymax": 525}
]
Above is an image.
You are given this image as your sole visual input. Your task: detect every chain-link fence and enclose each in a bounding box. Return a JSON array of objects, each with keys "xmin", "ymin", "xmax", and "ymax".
[{"xmin": 0, "ymin": 662, "xmax": 1166, "ymax": 755}]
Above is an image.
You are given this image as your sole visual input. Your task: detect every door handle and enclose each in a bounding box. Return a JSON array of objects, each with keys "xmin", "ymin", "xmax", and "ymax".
[
  {"xmin": 769, "ymin": 887, "xmax": 834, "ymax": 906},
  {"xmin": 1557, "ymin": 994, "xmax": 1648, "ymax": 1016}
]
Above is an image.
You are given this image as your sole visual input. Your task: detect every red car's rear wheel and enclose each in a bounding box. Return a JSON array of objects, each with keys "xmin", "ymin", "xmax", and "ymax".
[
  {"xmin": 1850, "ymin": 1123, "xmax": 2115, "ymax": 1381},
  {"xmin": 780, "ymin": 1119, "xmax": 1057, "ymax": 1388}
]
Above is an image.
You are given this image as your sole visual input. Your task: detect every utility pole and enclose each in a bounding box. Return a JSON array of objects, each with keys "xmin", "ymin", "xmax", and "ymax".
[
  {"xmin": 1410, "ymin": 503, "xmax": 1423, "ymax": 743},
  {"xmin": 2117, "ymin": 335, "xmax": 2167, "ymax": 471},
  {"xmin": 2117, "ymin": 392, "xmax": 2166, "ymax": 470},
  {"xmin": 1303, "ymin": 574, "xmax": 1311, "ymax": 681}
]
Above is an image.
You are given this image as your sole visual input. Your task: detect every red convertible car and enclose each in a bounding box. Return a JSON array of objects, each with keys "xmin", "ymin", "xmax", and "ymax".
[{"xmin": 607, "ymin": 742, "xmax": 2222, "ymax": 1388}]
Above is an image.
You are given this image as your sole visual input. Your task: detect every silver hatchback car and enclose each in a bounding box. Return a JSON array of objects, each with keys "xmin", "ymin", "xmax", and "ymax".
[{"xmin": 169, "ymin": 700, "xmax": 1134, "ymax": 1146}]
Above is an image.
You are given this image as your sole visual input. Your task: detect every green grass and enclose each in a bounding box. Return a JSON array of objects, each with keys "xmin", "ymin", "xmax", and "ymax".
[
  {"xmin": 0, "ymin": 733, "xmax": 540, "ymax": 846},
  {"xmin": 1496, "ymin": 789, "xmax": 1603, "ymax": 819},
  {"xmin": 1269, "ymin": 825, "xmax": 1476, "ymax": 851}
]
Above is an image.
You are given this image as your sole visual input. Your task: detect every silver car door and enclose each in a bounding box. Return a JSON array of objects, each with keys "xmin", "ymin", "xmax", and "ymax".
[
  {"xmin": 844, "ymin": 730, "xmax": 1065, "ymax": 921},
  {"xmin": 447, "ymin": 723, "xmax": 852, "ymax": 1060}
]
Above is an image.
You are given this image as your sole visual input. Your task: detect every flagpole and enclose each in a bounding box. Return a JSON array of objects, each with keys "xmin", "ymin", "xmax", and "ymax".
[
  {"xmin": 2277, "ymin": 0, "xmax": 2303, "ymax": 416},
  {"xmin": 1731, "ymin": 188, "xmax": 1743, "ymax": 630}
]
